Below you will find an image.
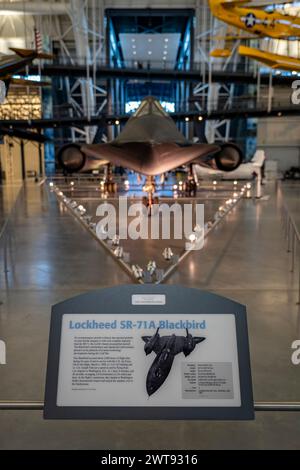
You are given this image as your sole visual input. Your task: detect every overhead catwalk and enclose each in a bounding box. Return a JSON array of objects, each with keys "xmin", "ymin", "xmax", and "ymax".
[{"xmin": 28, "ymin": 63, "xmax": 295, "ymax": 85}]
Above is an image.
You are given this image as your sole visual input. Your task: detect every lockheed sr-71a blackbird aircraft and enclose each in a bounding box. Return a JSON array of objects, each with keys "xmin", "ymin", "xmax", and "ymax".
[
  {"xmin": 57, "ymin": 97, "xmax": 243, "ymax": 178},
  {"xmin": 142, "ymin": 328, "xmax": 206, "ymax": 396}
]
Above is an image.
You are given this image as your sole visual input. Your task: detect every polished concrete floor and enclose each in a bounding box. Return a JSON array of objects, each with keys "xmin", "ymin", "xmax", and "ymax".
[
  {"xmin": 55, "ymin": 179, "xmax": 240, "ymax": 273},
  {"xmin": 0, "ymin": 183, "xmax": 22, "ymax": 234},
  {"xmin": 0, "ymin": 179, "xmax": 299, "ymax": 449}
]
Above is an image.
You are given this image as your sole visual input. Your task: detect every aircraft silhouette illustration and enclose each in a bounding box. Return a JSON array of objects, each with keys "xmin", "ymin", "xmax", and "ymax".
[{"xmin": 142, "ymin": 328, "xmax": 206, "ymax": 396}]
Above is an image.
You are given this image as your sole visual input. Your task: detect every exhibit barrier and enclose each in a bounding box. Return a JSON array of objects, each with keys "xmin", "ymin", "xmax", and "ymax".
[
  {"xmin": 281, "ymin": 199, "xmax": 300, "ymax": 303},
  {"xmin": 0, "ymin": 186, "xmax": 23, "ymax": 280},
  {"xmin": 0, "ymin": 401, "xmax": 300, "ymax": 412}
]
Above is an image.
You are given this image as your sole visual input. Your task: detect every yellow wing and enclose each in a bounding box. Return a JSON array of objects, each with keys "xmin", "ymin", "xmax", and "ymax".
[{"xmin": 238, "ymin": 45, "xmax": 300, "ymax": 71}]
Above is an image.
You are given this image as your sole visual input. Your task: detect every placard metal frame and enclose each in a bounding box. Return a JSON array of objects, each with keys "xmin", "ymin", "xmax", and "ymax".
[{"xmin": 44, "ymin": 285, "xmax": 254, "ymax": 420}]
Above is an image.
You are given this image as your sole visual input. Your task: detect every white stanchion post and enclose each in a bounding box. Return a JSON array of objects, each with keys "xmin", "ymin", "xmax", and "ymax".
[{"xmin": 256, "ymin": 169, "xmax": 262, "ymax": 199}]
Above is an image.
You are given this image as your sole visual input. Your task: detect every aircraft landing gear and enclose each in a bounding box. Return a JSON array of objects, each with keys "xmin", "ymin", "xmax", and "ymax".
[
  {"xmin": 142, "ymin": 176, "xmax": 159, "ymax": 216},
  {"xmin": 185, "ymin": 178, "xmax": 197, "ymax": 196},
  {"xmin": 104, "ymin": 181, "xmax": 117, "ymax": 193},
  {"xmin": 186, "ymin": 164, "xmax": 197, "ymax": 197},
  {"xmin": 104, "ymin": 163, "xmax": 117, "ymax": 193}
]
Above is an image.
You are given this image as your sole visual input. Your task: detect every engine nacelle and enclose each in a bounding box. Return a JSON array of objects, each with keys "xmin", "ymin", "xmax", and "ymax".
[
  {"xmin": 144, "ymin": 336, "xmax": 158, "ymax": 356},
  {"xmin": 183, "ymin": 333, "xmax": 195, "ymax": 357},
  {"xmin": 144, "ymin": 328, "xmax": 160, "ymax": 355},
  {"xmin": 214, "ymin": 143, "xmax": 243, "ymax": 172},
  {"xmin": 57, "ymin": 143, "xmax": 86, "ymax": 173}
]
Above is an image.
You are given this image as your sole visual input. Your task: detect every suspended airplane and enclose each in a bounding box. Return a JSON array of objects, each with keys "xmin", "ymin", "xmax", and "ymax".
[
  {"xmin": 57, "ymin": 97, "xmax": 243, "ymax": 178},
  {"xmin": 0, "ymin": 47, "xmax": 52, "ymax": 95},
  {"xmin": 209, "ymin": 0, "xmax": 300, "ymax": 39}
]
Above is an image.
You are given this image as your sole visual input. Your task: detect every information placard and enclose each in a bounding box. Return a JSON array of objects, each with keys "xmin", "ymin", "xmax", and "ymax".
[{"xmin": 44, "ymin": 285, "xmax": 254, "ymax": 420}]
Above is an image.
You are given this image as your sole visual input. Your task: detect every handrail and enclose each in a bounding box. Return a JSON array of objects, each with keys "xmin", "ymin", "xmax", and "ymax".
[
  {"xmin": 0, "ymin": 400, "xmax": 300, "ymax": 412},
  {"xmin": 282, "ymin": 201, "xmax": 300, "ymax": 243},
  {"xmin": 281, "ymin": 196, "xmax": 300, "ymax": 303}
]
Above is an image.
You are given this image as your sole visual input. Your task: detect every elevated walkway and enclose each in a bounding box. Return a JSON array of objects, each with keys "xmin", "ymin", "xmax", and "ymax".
[{"xmin": 28, "ymin": 61, "xmax": 295, "ymax": 86}]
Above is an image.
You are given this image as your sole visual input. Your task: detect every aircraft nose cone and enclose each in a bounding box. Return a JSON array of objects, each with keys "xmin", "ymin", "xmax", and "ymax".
[
  {"xmin": 146, "ymin": 371, "xmax": 163, "ymax": 396},
  {"xmin": 146, "ymin": 382, "xmax": 158, "ymax": 396}
]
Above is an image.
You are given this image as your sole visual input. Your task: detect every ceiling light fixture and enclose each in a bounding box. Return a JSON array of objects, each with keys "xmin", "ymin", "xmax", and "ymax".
[{"xmin": 148, "ymin": 51, "xmax": 152, "ymax": 55}]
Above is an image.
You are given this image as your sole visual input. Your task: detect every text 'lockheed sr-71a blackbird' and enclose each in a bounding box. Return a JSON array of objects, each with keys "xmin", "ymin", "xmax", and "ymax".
[
  {"xmin": 57, "ymin": 97, "xmax": 243, "ymax": 178},
  {"xmin": 142, "ymin": 328, "xmax": 206, "ymax": 396}
]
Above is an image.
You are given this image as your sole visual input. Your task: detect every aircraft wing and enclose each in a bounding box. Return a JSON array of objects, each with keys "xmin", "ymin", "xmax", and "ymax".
[
  {"xmin": 238, "ymin": 45, "xmax": 300, "ymax": 71},
  {"xmin": 173, "ymin": 336, "xmax": 205, "ymax": 355},
  {"xmin": 9, "ymin": 48, "xmax": 54, "ymax": 60},
  {"xmin": 141, "ymin": 335, "xmax": 185, "ymax": 355},
  {"xmin": 0, "ymin": 48, "xmax": 53, "ymax": 87},
  {"xmin": 0, "ymin": 55, "xmax": 26, "ymax": 76},
  {"xmin": 141, "ymin": 335, "xmax": 168, "ymax": 355},
  {"xmin": 0, "ymin": 127, "xmax": 49, "ymax": 143},
  {"xmin": 141, "ymin": 335, "xmax": 205, "ymax": 356},
  {"xmin": 80, "ymin": 142, "xmax": 220, "ymax": 176},
  {"xmin": 10, "ymin": 77, "xmax": 51, "ymax": 87}
]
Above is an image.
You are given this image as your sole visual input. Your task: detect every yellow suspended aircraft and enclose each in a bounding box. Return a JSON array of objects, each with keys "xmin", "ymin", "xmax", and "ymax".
[
  {"xmin": 238, "ymin": 44, "xmax": 300, "ymax": 71},
  {"xmin": 209, "ymin": 0, "xmax": 300, "ymax": 39}
]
